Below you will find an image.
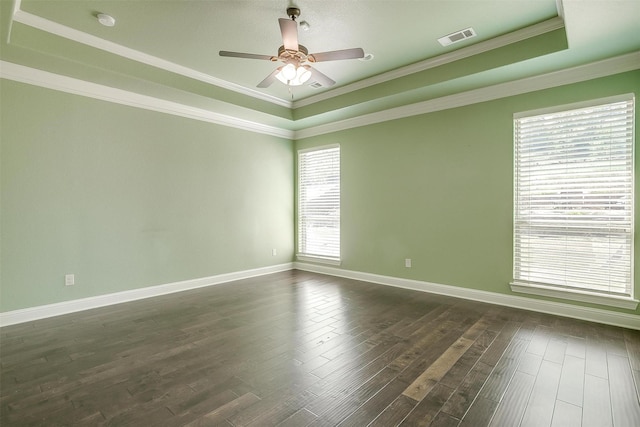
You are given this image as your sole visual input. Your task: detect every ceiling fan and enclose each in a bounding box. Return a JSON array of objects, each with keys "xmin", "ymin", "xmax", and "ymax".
[{"xmin": 219, "ymin": 7, "xmax": 365, "ymax": 88}]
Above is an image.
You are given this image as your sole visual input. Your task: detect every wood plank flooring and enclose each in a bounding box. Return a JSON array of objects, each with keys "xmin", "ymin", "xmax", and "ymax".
[{"xmin": 1, "ymin": 270, "xmax": 639, "ymax": 426}]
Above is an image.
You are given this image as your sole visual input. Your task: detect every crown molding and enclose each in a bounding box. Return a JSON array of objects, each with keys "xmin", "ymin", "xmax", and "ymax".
[
  {"xmin": 294, "ymin": 51, "xmax": 640, "ymax": 139},
  {"xmin": 10, "ymin": 1, "xmax": 293, "ymax": 108},
  {"xmin": 2, "ymin": 51, "xmax": 637, "ymax": 141},
  {"xmin": 292, "ymin": 17, "xmax": 565, "ymax": 109},
  {"xmin": 0, "ymin": 61, "xmax": 295, "ymax": 139},
  {"xmin": 10, "ymin": 0, "xmax": 566, "ymax": 112},
  {"xmin": 556, "ymin": 0, "xmax": 565, "ymax": 19}
]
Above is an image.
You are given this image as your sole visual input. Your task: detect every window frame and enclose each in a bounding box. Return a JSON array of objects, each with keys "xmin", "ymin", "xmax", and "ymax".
[
  {"xmin": 510, "ymin": 94, "xmax": 638, "ymax": 310},
  {"xmin": 296, "ymin": 144, "xmax": 341, "ymax": 265}
]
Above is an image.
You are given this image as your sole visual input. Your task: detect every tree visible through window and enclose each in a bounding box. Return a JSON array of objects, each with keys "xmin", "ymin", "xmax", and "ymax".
[
  {"xmin": 298, "ymin": 145, "xmax": 340, "ymax": 261},
  {"xmin": 512, "ymin": 95, "xmax": 634, "ymax": 301}
]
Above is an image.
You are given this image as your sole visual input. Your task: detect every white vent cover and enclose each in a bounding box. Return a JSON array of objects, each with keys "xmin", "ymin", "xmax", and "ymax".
[
  {"xmin": 438, "ymin": 27, "xmax": 477, "ymax": 46},
  {"xmin": 309, "ymin": 81, "xmax": 323, "ymax": 89}
]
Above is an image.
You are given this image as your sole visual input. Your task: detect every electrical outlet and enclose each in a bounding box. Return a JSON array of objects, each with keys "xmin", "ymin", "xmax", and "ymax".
[
  {"xmin": 272, "ymin": 248, "xmax": 277, "ymax": 256},
  {"xmin": 405, "ymin": 259, "xmax": 412, "ymax": 268},
  {"xmin": 65, "ymin": 274, "xmax": 75, "ymax": 286}
]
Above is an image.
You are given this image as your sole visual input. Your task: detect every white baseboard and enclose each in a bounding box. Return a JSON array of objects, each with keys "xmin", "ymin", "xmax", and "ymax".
[
  {"xmin": 3, "ymin": 262, "xmax": 638, "ymax": 330},
  {"xmin": 0, "ymin": 263, "xmax": 293, "ymax": 327},
  {"xmin": 294, "ymin": 262, "xmax": 640, "ymax": 330}
]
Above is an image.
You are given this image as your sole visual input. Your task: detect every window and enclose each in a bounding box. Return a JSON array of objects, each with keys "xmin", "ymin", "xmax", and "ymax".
[
  {"xmin": 511, "ymin": 95, "xmax": 636, "ymax": 309},
  {"xmin": 297, "ymin": 145, "xmax": 340, "ymax": 263}
]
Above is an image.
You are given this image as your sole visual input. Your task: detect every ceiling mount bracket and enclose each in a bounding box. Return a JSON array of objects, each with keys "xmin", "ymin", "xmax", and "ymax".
[{"xmin": 286, "ymin": 7, "xmax": 301, "ymax": 21}]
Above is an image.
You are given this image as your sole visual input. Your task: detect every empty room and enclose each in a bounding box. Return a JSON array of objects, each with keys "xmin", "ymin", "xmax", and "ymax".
[{"xmin": 1, "ymin": 0, "xmax": 639, "ymax": 426}]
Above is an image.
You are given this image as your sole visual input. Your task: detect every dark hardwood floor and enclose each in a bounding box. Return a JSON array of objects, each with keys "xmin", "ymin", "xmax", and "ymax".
[{"xmin": 1, "ymin": 270, "xmax": 639, "ymax": 426}]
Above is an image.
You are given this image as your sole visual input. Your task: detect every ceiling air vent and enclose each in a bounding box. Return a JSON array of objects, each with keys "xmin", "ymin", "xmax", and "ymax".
[
  {"xmin": 309, "ymin": 81, "xmax": 323, "ymax": 89},
  {"xmin": 437, "ymin": 27, "xmax": 477, "ymax": 46}
]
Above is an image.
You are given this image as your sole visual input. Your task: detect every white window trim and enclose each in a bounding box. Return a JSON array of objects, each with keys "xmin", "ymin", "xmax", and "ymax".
[
  {"xmin": 297, "ymin": 144, "xmax": 341, "ymax": 263},
  {"xmin": 296, "ymin": 254, "xmax": 342, "ymax": 266},
  {"xmin": 510, "ymin": 281, "xmax": 638, "ymax": 310},
  {"xmin": 511, "ymin": 93, "xmax": 637, "ymax": 310}
]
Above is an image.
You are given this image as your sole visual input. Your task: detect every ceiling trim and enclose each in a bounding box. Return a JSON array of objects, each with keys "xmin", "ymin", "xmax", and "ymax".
[
  {"xmin": 9, "ymin": 0, "xmax": 565, "ymax": 112},
  {"xmin": 0, "ymin": 60, "xmax": 295, "ymax": 139},
  {"xmin": 2, "ymin": 53, "xmax": 637, "ymax": 141},
  {"xmin": 293, "ymin": 17, "xmax": 565, "ymax": 109},
  {"xmin": 10, "ymin": 0, "xmax": 293, "ymax": 108},
  {"xmin": 555, "ymin": 0, "xmax": 565, "ymax": 19},
  {"xmin": 293, "ymin": 51, "xmax": 640, "ymax": 139}
]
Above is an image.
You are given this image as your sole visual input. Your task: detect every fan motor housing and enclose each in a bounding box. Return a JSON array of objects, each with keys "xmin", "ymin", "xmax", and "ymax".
[
  {"xmin": 278, "ymin": 44, "xmax": 308, "ymax": 61},
  {"xmin": 286, "ymin": 8, "xmax": 301, "ymax": 19}
]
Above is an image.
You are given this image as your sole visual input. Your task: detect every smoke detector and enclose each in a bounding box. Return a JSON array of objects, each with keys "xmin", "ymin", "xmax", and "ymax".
[{"xmin": 97, "ymin": 13, "xmax": 116, "ymax": 27}]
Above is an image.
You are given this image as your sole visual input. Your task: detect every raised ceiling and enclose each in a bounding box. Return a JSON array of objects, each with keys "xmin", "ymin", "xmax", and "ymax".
[{"xmin": 1, "ymin": 0, "xmax": 639, "ymax": 135}]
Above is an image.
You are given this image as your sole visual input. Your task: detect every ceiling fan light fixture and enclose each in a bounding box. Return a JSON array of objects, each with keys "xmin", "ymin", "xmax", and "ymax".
[
  {"xmin": 280, "ymin": 63, "xmax": 297, "ymax": 80},
  {"xmin": 276, "ymin": 64, "xmax": 312, "ymax": 86},
  {"xmin": 297, "ymin": 65, "xmax": 312, "ymax": 83}
]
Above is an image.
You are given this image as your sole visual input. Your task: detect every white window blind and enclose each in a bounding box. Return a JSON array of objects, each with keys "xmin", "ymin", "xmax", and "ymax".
[
  {"xmin": 513, "ymin": 95, "xmax": 634, "ymax": 298},
  {"xmin": 298, "ymin": 145, "xmax": 340, "ymax": 260}
]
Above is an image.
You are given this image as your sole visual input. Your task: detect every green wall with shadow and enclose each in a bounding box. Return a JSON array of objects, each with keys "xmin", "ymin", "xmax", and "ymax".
[
  {"xmin": 2, "ymin": 70, "xmax": 639, "ymax": 318},
  {"xmin": 1, "ymin": 80, "xmax": 294, "ymax": 312},
  {"xmin": 296, "ymin": 70, "xmax": 640, "ymax": 316}
]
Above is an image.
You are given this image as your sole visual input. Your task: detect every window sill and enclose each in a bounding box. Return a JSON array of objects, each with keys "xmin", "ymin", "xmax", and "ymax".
[
  {"xmin": 296, "ymin": 254, "xmax": 341, "ymax": 266},
  {"xmin": 510, "ymin": 282, "xmax": 638, "ymax": 310}
]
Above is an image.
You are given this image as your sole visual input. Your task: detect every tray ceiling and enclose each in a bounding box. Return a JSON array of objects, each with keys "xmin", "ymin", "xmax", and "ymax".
[{"xmin": 1, "ymin": 0, "xmax": 639, "ymax": 134}]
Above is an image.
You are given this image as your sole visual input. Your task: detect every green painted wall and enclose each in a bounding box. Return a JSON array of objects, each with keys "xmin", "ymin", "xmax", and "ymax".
[
  {"xmin": 296, "ymin": 70, "xmax": 640, "ymax": 316},
  {"xmin": 0, "ymin": 80, "xmax": 294, "ymax": 312},
  {"xmin": 2, "ymin": 70, "xmax": 639, "ymax": 317}
]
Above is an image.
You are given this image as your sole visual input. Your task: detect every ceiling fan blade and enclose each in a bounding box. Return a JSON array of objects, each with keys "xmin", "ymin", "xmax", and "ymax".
[
  {"xmin": 309, "ymin": 67, "xmax": 336, "ymax": 87},
  {"xmin": 219, "ymin": 51, "xmax": 275, "ymax": 61},
  {"xmin": 309, "ymin": 48, "xmax": 365, "ymax": 62},
  {"xmin": 257, "ymin": 68, "xmax": 281, "ymax": 88},
  {"xmin": 278, "ymin": 18, "xmax": 298, "ymax": 51}
]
